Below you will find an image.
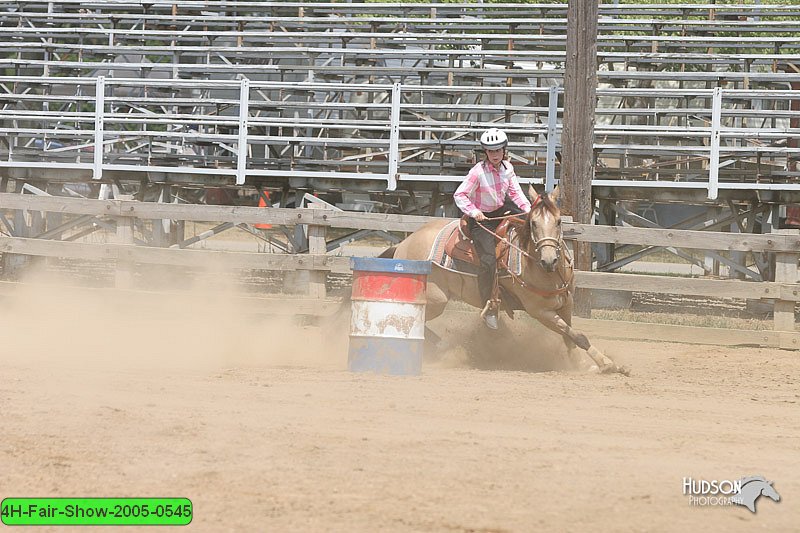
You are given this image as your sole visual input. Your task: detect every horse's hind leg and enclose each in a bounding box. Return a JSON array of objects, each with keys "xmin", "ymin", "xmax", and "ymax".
[{"xmin": 535, "ymin": 309, "xmax": 627, "ymax": 374}]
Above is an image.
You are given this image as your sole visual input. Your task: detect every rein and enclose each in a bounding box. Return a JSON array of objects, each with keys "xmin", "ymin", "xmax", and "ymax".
[
  {"xmin": 475, "ymin": 216, "xmax": 533, "ymax": 261},
  {"xmin": 475, "ymin": 213, "xmax": 574, "ymax": 298}
]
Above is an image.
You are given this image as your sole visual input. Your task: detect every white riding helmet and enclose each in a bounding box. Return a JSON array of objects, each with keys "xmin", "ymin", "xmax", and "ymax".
[{"xmin": 480, "ymin": 128, "xmax": 508, "ymax": 150}]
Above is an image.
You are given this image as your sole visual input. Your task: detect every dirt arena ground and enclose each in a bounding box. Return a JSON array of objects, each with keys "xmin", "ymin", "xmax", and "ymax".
[{"xmin": 2, "ymin": 278, "xmax": 798, "ymax": 532}]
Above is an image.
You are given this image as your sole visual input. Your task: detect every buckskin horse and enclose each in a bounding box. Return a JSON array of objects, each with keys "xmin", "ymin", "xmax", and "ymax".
[{"xmin": 382, "ymin": 185, "xmax": 626, "ymax": 374}]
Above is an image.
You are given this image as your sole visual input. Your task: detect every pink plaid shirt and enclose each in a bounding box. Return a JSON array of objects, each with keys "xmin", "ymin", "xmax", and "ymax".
[{"xmin": 454, "ymin": 160, "xmax": 531, "ymax": 217}]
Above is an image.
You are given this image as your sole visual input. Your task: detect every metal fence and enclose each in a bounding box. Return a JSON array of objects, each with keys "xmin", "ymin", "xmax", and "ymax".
[{"xmin": 1, "ymin": 77, "xmax": 799, "ymax": 198}]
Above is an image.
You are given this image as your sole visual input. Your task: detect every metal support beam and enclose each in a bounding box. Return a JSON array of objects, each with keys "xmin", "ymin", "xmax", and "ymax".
[
  {"xmin": 35, "ymin": 214, "xmax": 96, "ymax": 240},
  {"xmin": 236, "ymin": 77, "xmax": 250, "ymax": 185},
  {"xmin": 708, "ymin": 86, "xmax": 722, "ymax": 200},
  {"xmin": 387, "ymin": 82, "xmax": 401, "ymax": 191},
  {"xmin": 93, "ymin": 76, "xmax": 105, "ymax": 181},
  {"xmin": 610, "ymin": 203, "xmax": 763, "ymax": 280},
  {"xmin": 326, "ymin": 228, "xmax": 401, "ymax": 253},
  {"xmin": 545, "ymin": 85, "xmax": 559, "ymax": 192},
  {"xmin": 172, "ymin": 221, "xmax": 234, "ymax": 249}
]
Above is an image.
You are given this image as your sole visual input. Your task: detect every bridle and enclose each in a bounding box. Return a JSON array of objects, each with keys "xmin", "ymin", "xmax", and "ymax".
[
  {"xmin": 528, "ymin": 210, "xmax": 563, "ymax": 263},
  {"xmin": 476, "ymin": 200, "xmax": 573, "ymax": 297},
  {"xmin": 519, "ymin": 209, "xmax": 572, "ymax": 297}
]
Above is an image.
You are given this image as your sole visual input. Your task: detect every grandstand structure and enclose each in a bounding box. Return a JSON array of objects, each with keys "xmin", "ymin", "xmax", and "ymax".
[{"xmin": 1, "ymin": 1, "xmax": 799, "ymax": 279}]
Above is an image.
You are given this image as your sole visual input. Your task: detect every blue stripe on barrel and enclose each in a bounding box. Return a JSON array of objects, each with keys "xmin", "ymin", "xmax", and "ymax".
[
  {"xmin": 348, "ymin": 258, "xmax": 431, "ymax": 375},
  {"xmin": 348, "ymin": 337, "xmax": 424, "ymax": 375}
]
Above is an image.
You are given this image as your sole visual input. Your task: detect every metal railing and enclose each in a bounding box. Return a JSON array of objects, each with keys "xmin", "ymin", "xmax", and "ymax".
[{"xmin": 1, "ymin": 77, "xmax": 798, "ymax": 198}]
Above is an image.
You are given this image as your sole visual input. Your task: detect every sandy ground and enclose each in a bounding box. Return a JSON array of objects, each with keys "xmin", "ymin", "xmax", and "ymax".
[{"xmin": 1, "ymin": 278, "xmax": 799, "ymax": 532}]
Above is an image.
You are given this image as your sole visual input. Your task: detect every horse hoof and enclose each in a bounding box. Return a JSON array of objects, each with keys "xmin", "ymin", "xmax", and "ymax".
[{"xmin": 600, "ymin": 363, "xmax": 630, "ymax": 376}]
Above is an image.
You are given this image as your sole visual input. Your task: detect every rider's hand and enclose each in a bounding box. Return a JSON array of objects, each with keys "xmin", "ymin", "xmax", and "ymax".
[{"xmin": 473, "ymin": 211, "xmax": 487, "ymax": 222}]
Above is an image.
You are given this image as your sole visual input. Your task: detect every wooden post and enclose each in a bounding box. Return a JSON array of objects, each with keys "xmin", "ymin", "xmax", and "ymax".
[
  {"xmin": 152, "ymin": 184, "xmax": 172, "ymax": 248},
  {"xmin": 45, "ymin": 183, "xmax": 64, "ymax": 241},
  {"xmin": 704, "ymin": 207, "xmax": 720, "ymax": 276},
  {"xmin": 307, "ymin": 204, "xmax": 327, "ymax": 299},
  {"xmin": 5, "ymin": 181, "xmax": 31, "ymax": 277},
  {"xmin": 29, "ymin": 180, "xmax": 46, "ymax": 238},
  {"xmin": 561, "ymin": 0, "xmax": 599, "ymax": 317},
  {"xmin": 773, "ymin": 229, "xmax": 798, "ymax": 343},
  {"xmin": 115, "ymin": 195, "xmax": 135, "ymax": 289},
  {"xmin": 595, "ymin": 199, "xmax": 615, "ymax": 268}
]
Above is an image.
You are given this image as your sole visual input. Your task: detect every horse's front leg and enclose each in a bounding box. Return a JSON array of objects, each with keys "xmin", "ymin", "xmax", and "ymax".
[
  {"xmin": 555, "ymin": 296, "xmax": 582, "ymax": 365},
  {"xmin": 422, "ymin": 281, "xmax": 450, "ymax": 358},
  {"xmin": 533, "ymin": 309, "xmax": 627, "ymax": 375},
  {"xmin": 424, "ymin": 280, "xmax": 448, "ymax": 322}
]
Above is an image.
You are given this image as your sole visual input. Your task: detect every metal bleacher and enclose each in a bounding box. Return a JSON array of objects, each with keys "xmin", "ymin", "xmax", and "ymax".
[{"xmin": 1, "ymin": 1, "xmax": 800, "ymax": 207}]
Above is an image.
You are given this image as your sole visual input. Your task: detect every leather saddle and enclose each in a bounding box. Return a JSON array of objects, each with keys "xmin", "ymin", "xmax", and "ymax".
[{"xmin": 444, "ymin": 215, "xmax": 518, "ymax": 267}]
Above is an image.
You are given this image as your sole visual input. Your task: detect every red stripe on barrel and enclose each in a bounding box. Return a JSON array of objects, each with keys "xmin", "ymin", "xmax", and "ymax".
[{"xmin": 351, "ymin": 272, "xmax": 427, "ymax": 304}]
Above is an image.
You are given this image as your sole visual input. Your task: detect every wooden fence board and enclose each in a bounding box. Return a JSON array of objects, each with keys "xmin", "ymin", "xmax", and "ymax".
[
  {"xmin": 4, "ymin": 193, "xmax": 800, "ymax": 251},
  {"xmin": 0, "ymin": 193, "xmax": 432, "ymax": 232},
  {"xmin": 575, "ymin": 271, "xmax": 800, "ymax": 302},
  {"xmin": 565, "ymin": 224, "xmax": 800, "ymax": 252},
  {"xmin": 572, "ymin": 317, "xmax": 798, "ymax": 348},
  {"xmin": 0, "ymin": 236, "xmax": 351, "ymax": 273}
]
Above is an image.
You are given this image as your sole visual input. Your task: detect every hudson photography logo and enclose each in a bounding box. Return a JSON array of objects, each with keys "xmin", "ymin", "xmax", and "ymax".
[{"xmin": 683, "ymin": 476, "xmax": 781, "ymax": 513}]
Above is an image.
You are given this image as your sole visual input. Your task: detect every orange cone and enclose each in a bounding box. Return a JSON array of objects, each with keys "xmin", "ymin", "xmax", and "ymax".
[{"xmin": 255, "ymin": 191, "xmax": 272, "ymax": 229}]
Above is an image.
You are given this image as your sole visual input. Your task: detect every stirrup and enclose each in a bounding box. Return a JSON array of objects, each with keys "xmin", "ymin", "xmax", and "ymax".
[
  {"xmin": 479, "ymin": 299, "xmax": 499, "ymax": 318},
  {"xmin": 482, "ymin": 312, "xmax": 499, "ymax": 330}
]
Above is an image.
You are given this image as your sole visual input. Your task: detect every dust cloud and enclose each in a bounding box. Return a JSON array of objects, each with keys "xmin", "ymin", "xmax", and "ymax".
[
  {"xmin": 1, "ymin": 257, "xmax": 576, "ymax": 376},
  {"xmin": 425, "ymin": 308, "xmax": 575, "ymax": 372},
  {"xmin": 0, "ymin": 261, "xmax": 349, "ymax": 374}
]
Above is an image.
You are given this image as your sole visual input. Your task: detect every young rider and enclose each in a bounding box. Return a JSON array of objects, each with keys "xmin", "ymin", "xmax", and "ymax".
[{"xmin": 453, "ymin": 128, "xmax": 531, "ymax": 330}]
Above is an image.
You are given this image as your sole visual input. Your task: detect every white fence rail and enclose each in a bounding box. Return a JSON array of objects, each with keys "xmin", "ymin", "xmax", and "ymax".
[{"xmin": 2, "ymin": 78, "xmax": 799, "ymax": 198}]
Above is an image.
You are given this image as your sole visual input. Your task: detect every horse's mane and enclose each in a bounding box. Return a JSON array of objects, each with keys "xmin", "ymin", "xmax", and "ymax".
[
  {"xmin": 518, "ymin": 194, "xmax": 560, "ymax": 250},
  {"xmin": 740, "ymin": 476, "xmax": 768, "ymax": 488}
]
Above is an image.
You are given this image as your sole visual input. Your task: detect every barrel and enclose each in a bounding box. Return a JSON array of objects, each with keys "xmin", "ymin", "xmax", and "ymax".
[{"xmin": 348, "ymin": 257, "xmax": 431, "ymax": 375}]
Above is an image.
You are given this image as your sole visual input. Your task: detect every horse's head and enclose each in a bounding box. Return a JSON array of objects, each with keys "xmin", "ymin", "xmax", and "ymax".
[
  {"xmin": 522, "ymin": 185, "xmax": 562, "ymax": 272},
  {"xmin": 761, "ymin": 481, "xmax": 781, "ymax": 502},
  {"xmin": 735, "ymin": 476, "xmax": 782, "ymax": 513}
]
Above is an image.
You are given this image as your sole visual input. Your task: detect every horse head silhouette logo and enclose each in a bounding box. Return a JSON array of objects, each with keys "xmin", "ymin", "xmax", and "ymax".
[{"xmin": 730, "ymin": 476, "xmax": 781, "ymax": 513}]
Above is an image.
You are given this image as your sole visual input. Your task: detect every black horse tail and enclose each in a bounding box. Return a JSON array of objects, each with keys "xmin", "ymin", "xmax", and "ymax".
[{"xmin": 378, "ymin": 246, "xmax": 397, "ymax": 259}]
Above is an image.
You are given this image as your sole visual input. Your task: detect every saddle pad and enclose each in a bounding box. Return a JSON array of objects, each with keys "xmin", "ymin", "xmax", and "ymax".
[
  {"xmin": 506, "ymin": 227, "xmax": 524, "ymax": 276},
  {"xmin": 427, "ymin": 219, "xmax": 459, "ymax": 271}
]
